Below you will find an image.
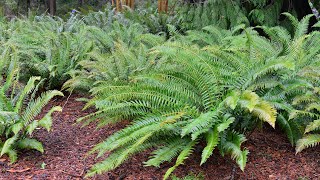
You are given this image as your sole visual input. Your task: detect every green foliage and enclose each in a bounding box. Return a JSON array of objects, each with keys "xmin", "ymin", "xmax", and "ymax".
[
  {"xmin": 1, "ymin": 0, "xmax": 316, "ymax": 90},
  {"xmin": 1, "ymin": 15, "xmax": 93, "ymax": 89},
  {"xmin": 0, "ymin": 57, "xmax": 63, "ymax": 162},
  {"xmin": 259, "ymin": 13, "xmax": 320, "ymax": 152}
]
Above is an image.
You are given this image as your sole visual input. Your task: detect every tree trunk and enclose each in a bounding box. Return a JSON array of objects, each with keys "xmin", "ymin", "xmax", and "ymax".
[
  {"xmin": 48, "ymin": 0, "xmax": 56, "ymax": 15},
  {"xmin": 124, "ymin": 0, "xmax": 134, "ymax": 9},
  {"xmin": 27, "ymin": 0, "xmax": 31, "ymax": 10},
  {"xmin": 158, "ymin": 0, "xmax": 168, "ymax": 13},
  {"xmin": 116, "ymin": 0, "xmax": 122, "ymax": 12}
]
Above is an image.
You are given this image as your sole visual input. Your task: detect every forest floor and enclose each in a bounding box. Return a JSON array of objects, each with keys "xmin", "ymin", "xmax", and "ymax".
[{"xmin": 0, "ymin": 94, "xmax": 319, "ymax": 180}]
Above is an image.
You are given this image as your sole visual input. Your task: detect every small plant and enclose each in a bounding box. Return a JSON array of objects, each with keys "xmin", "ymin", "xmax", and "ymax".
[
  {"xmin": 40, "ymin": 162, "xmax": 46, "ymax": 169},
  {"xmin": 0, "ymin": 60, "xmax": 63, "ymax": 163}
]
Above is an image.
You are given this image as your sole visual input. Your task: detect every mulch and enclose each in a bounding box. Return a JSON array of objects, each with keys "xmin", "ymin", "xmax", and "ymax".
[{"xmin": 0, "ymin": 94, "xmax": 319, "ymax": 180}]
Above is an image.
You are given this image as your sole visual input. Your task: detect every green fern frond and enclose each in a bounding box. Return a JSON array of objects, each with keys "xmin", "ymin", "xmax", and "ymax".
[
  {"xmin": 277, "ymin": 114, "xmax": 295, "ymax": 145},
  {"xmin": 0, "ymin": 135, "xmax": 18, "ymax": 157},
  {"xmin": 86, "ymin": 141, "xmax": 156, "ymax": 177},
  {"xmin": 14, "ymin": 76, "xmax": 41, "ymax": 113},
  {"xmin": 293, "ymin": 14, "xmax": 314, "ymax": 40},
  {"xmin": 305, "ymin": 120, "xmax": 320, "ymax": 134},
  {"xmin": 200, "ymin": 127, "xmax": 219, "ymax": 165},
  {"xmin": 144, "ymin": 138, "xmax": 188, "ymax": 167},
  {"xmin": 296, "ymin": 134, "xmax": 320, "ymax": 153},
  {"xmin": 220, "ymin": 131, "xmax": 248, "ymax": 171},
  {"xmin": 181, "ymin": 111, "xmax": 219, "ymax": 137},
  {"xmin": 164, "ymin": 140, "xmax": 197, "ymax": 180},
  {"xmin": 16, "ymin": 138, "xmax": 44, "ymax": 153},
  {"xmin": 22, "ymin": 90, "xmax": 63, "ymax": 126}
]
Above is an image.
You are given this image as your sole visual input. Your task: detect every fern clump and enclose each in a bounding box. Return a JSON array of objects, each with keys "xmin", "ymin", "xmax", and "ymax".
[
  {"xmin": 71, "ymin": 23, "xmax": 287, "ymax": 179},
  {"xmin": 0, "ymin": 57, "xmax": 63, "ymax": 163},
  {"xmin": 258, "ymin": 14, "xmax": 320, "ymax": 151},
  {"xmin": 68, "ymin": 12, "xmax": 320, "ymax": 178},
  {"xmin": 3, "ymin": 15, "xmax": 93, "ymax": 89}
]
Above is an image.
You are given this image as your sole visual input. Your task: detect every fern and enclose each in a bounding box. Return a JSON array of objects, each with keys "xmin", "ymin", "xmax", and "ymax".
[
  {"xmin": 72, "ymin": 23, "xmax": 309, "ymax": 178},
  {"xmin": 0, "ymin": 60, "xmax": 63, "ymax": 162}
]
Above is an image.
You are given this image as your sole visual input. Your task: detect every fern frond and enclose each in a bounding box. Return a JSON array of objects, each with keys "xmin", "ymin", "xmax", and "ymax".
[
  {"xmin": 164, "ymin": 140, "xmax": 197, "ymax": 180},
  {"xmin": 296, "ymin": 134, "xmax": 320, "ymax": 153},
  {"xmin": 16, "ymin": 138, "xmax": 44, "ymax": 153},
  {"xmin": 200, "ymin": 127, "xmax": 219, "ymax": 165},
  {"xmin": 22, "ymin": 90, "xmax": 63, "ymax": 126},
  {"xmin": 293, "ymin": 14, "xmax": 314, "ymax": 40},
  {"xmin": 181, "ymin": 111, "xmax": 219, "ymax": 137},
  {"xmin": 14, "ymin": 76, "xmax": 40, "ymax": 113},
  {"xmin": 305, "ymin": 120, "xmax": 320, "ymax": 134},
  {"xmin": 251, "ymin": 100, "xmax": 277, "ymax": 128},
  {"xmin": 86, "ymin": 141, "xmax": 156, "ymax": 177},
  {"xmin": 220, "ymin": 131, "xmax": 248, "ymax": 171},
  {"xmin": 0, "ymin": 135, "xmax": 18, "ymax": 157},
  {"xmin": 277, "ymin": 114, "xmax": 295, "ymax": 145},
  {"xmin": 144, "ymin": 138, "xmax": 188, "ymax": 167}
]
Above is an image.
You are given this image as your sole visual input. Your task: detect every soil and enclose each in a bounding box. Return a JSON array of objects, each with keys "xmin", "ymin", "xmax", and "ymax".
[{"xmin": 0, "ymin": 94, "xmax": 319, "ymax": 180}]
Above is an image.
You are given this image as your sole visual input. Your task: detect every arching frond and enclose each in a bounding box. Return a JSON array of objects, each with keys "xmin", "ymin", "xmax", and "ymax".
[{"xmin": 296, "ymin": 134, "xmax": 320, "ymax": 153}]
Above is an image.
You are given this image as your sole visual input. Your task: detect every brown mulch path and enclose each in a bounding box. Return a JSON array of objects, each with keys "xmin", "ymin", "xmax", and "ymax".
[{"xmin": 0, "ymin": 94, "xmax": 319, "ymax": 180}]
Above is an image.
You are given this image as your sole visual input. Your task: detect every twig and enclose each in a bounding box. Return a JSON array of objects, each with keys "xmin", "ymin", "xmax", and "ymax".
[
  {"xmin": 79, "ymin": 168, "xmax": 85, "ymax": 177},
  {"xmin": 61, "ymin": 90, "xmax": 73, "ymax": 110}
]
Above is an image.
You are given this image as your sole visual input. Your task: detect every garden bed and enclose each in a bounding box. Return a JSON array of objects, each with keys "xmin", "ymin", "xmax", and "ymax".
[{"xmin": 0, "ymin": 94, "xmax": 319, "ymax": 180}]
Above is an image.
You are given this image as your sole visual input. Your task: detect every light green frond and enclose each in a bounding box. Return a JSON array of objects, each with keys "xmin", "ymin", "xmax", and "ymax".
[
  {"xmin": 251, "ymin": 100, "xmax": 277, "ymax": 128},
  {"xmin": 224, "ymin": 91, "xmax": 240, "ymax": 110},
  {"xmin": 296, "ymin": 134, "xmax": 320, "ymax": 153},
  {"xmin": 200, "ymin": 127, "xmax": 219, "ymax": 165},
  {"xmin": 238, "ymin": 91, "xmax": 259, "ymax": 112},
  {"xmin": 305, "ymin": 120, "xmax": 320, "ymax": 134}
]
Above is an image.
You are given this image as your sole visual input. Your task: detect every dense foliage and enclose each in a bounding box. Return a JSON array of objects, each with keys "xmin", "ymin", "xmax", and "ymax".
[{"xmin": 0, "ymin": 0, "xmax": 319, "ymax": 179}]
